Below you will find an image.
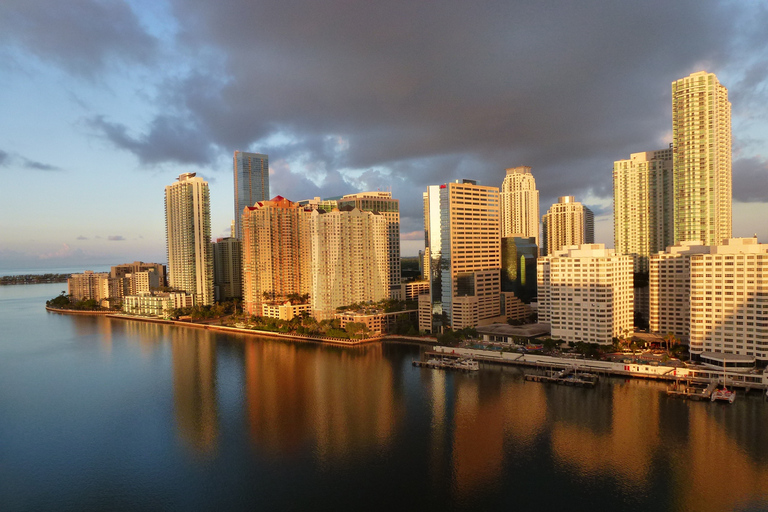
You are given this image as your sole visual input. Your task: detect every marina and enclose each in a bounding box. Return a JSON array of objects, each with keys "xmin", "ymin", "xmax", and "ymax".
[
  {"xmin": 523, "ymin": 367, "xmax": 599, "ymax": 387},
  {"xmin": 413, "ymin": 356, "xmax": 479, "ymax": 372}
]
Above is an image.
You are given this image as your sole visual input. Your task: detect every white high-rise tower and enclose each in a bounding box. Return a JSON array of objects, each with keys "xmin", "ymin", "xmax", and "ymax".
[
  {"xmin": 672, "ymin": 71, "xmax": 732, "ymax": 246},
  {"xmin": 165, "ymin": 172, "xmax": 214, "ymax": 305}
]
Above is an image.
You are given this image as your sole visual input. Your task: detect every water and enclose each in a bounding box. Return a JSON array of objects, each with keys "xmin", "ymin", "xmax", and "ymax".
[{"xmin": 2, "ymin": 283, "xmax": 768, "ymax": 511}]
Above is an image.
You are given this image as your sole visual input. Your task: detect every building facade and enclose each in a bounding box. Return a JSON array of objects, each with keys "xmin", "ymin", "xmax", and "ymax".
[
  {"xmin": 672, "ymin": 71, "xmax": 732, "ymax": 246},
  {"xmin": 68, "ymin": 271, "xmax": 109, "ymax": 301},
  {"xmin": 500, "ymin": 166, "xmax": 540, "ymax": 246},
  {"xmin": 213, "ymin": 237, "xmax": 242, "ymax": 302},
  {"xmin": 241, "ymin": 196, "xmax": 312, "ymax": 316},
  {"xmin": 309, "ymin": 207, "xmax": 389, "ymax": 320},
  {"xmin": 649, "ymin": 241, "xmax": 710, "ymax": 342},
  {"xmin": 660, "ymin": 238, "xmax": 768, "ymax": 361},
  {"xmin": 338, "ymin": 191, "xmax": 401, "ymax": 299},
  {"xmin": 111, "ymin": 261, "xmax": 166, "ymax": 288},
  {"xmin": 423, "ymin": 180, "xmax": 501, "ymax": 330},
  {"xmin": 234, "ymin": 151, "xmax": 269, "ymax": 240},
  {"xmin": 613, "ymin": 148, "xmax": 674, "ymax": 273},
  {"xmin": 538, "ymin": 244, "xmax": 634, "ymax": 344},
  {"xmin": 165, "ymin": 172, "xmax": 214, "ymax": 306},
  {"xmin": 541, "ymin": 196, "xmax": 594, "ymax": 256},
  {"xmin": 501, "ymin": 236, "xmax": 538, "ymax": 304}
]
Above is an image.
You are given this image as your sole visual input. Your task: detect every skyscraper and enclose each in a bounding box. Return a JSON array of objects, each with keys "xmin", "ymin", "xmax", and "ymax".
[
  {"xmin": 500, "ymin": 166, "xmax": 540, "ymax": 246},
  {"xmin": 541, "ymin": 196, "xmax": 594, "ymax": 256},
  {"xmin": 672, "ymin": 71, "xmax": 732, "ymax": 246},
  {"xmin": 337, "ymin": 191, "xmax": 401, "ymax": 299},
  {"xmin": 234, "ymin": 151, "xmax": 269, "ymax": 240},
  {"xmin": 423, "ymin": 179, "xmax": 501, "ymax": 330},
  {"xmin": 613, "ymin": 148, "xmax": 674, "ymax": 272},
  {"xmin": 165, "ymin": 172, "xmax": 214, "ymax": 306},
  {"xmin": 309, "ymin": 207, "xmax": 389, "ymax": 320},
  {"xmin": 241, "ymin": 196, "xmax": 311, "ymax": 316},
  {"xmin": 213, "ymin": 237, "xmax": 242, "ymax": 302}
]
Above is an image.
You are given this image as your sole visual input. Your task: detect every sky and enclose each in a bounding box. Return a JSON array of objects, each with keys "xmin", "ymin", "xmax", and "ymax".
[{"xmin": 1, "ymin": 0, "xmax": 768, "ymax": 271}]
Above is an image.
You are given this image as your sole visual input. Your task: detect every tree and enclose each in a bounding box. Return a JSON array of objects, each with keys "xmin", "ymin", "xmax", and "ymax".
[{"xmin": 663, "ymin": 332, "xmax": 679, "ymax": 353}]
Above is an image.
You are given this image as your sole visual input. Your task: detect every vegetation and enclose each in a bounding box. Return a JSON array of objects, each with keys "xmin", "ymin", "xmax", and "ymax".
[
  {"xmin": 46, "ymin": 292, "xmax": 116, "ymax": 311},
  {"xmin": 436, "ymin": 327, "xmax": 478, "ymax": 346},
  {"xmin": 2, "ymin": 273, "xmax": 69, "ymax": 285}
]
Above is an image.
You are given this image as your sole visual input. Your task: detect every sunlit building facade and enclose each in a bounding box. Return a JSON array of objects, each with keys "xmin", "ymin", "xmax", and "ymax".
[
  {"xmin": 338, "ymin": 191, "xmax": 401, "ymax": 299},
  {"xmin": 613, "ymin": 148, "xmax": 674, "ymax": 273},
  {"xmin": 422, "ymin": 180, "xmax": 501, "ymax": 330},
  {"xmin": 500, "ymin": 166, "xmax": 539, "ymax": 246},
  {"xmin": 541, "ymin": 196, "xmax": 594, "ymax": 256},
  {"xmin": 309, "ymin": 207, "xmax": 389, "ymax": 320},
  {"xmin": 165, "ymin": 172, "xmax": 214, "ymax": 306},
  {"xmin": 241, "ymin": 196, "xmax": 312, "ymax": 316},
  {"xmin": 672, "ymin": 71, "xmax": 732, "ymax": 246},
  {"xmin": 538, "ymin": 244, "xmax": 634, "ymax": 344}
]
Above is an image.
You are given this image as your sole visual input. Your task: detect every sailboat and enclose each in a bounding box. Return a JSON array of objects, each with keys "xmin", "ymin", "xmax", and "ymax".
[{"xmin": 711, "ymin": 360, "xmax": 736, "ymax": 403}]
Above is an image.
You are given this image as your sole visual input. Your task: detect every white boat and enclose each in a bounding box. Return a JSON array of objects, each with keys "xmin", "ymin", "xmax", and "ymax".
[{"xmin": 711, "ymin": 387, "xmax": 736, "ymax": 403}]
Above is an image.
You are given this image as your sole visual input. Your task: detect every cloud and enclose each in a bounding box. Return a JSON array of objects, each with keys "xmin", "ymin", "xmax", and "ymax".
[
  {"xmin": 401, "ymin": 230, "xmax": 425, "ymax": 241},
  {"xmin": 108, "ymin": 235, "xmax": 126, "ymax": 241},
  {"xmin": 0, "ymin": 150, "xmax": 60, "ymax": 171},
  {"xmin": 22, "ymin": 158, "xmax": 61, "ymax": 171},
  {"xmin": 76, "ymin": 235, "xmax": 88, "ymax": 241},
  {"xmin": 88, "ymin": 115, "xmax": 214, "ymax": 166},
  {"xmin": 733, "ymin": 156, "xmax": 768, "ymax": 202},
  {"xmin": 39, "ymin": 243, "xmax": 73, "ymax": 260},
  {"xmin": 0, "ymin": 0, "xmax": 157, "ymax": 78}
]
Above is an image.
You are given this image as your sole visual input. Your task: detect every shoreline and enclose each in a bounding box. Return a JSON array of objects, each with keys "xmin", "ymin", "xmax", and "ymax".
[{"xmin": 46, "ymin": 306, "xmax": 438, "ymax": 346}]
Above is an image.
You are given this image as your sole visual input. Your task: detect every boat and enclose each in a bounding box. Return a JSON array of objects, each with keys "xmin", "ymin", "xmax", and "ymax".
[
  {"xmin": 711, "ymin": 363, "xmax": 736, "ymax": 403},
  {"xmin": 711, "ymin": 387, "xmax": 736, "ymax": 403}
]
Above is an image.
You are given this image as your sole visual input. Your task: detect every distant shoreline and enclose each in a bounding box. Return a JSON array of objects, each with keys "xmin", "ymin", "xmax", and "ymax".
[{"xmin": 1, "ymin": 273, "xmax": 69, "ymax": 285}]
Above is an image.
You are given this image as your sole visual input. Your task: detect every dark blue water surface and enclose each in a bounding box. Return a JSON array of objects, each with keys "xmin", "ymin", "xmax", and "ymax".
[{"xmin": 2, "ymin": 283, "xmax": 768, "ymax": 512}]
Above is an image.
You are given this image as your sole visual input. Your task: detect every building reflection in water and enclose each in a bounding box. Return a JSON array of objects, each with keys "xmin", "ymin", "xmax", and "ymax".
[
  {"xmin": 244, "ymin": 340, "xmax": 399, "ymax": 463},
  {"xmin": 550, "ymin": 382, "xmax": 660, "ymax": 487},
  {"xmin": 171, "ymin": 328, "xmax": 218, "ymax": 456},
  {"xmin": 673, "ymin": 404, "xmax": 768, "ymax": 512}
]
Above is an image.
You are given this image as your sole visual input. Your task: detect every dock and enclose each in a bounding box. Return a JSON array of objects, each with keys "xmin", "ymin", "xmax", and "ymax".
[
  {"xmin": 413, "ymin": 356, "xmax": 479, "ymax": 372},
  {"xmin": 667, "ymin": 380, "xmax": 718, "ymax": 401},
  {"xmin": 524, "ymin": 367, "xmax": 599, "ymax": 388}
]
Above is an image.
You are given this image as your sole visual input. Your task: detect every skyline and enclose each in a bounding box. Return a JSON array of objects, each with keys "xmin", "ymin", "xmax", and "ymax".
[{"xmin": 2, "ymin": 1, "xmax": 768, "ymax": 270}]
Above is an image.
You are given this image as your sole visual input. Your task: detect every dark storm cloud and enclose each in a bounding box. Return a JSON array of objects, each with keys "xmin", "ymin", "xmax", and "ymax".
[
  {"xmin": 0, "ymin": 150, "xmax": 8, "ymax": 166},
  {"xmin": 76, "ymin": 236, "xmax": 88, "ymax": 241},
  {"xmin": 733, "ymin": 157, "xmax": 768, "ymax": 202},
  {"xmin": 0, "ymin": 0, "xmax": 156, "ymax": 77},
  {"xmin": 12, "ymin": 1, "xmax": 766, "ymax": 228},
  {"xmin": 87, "ymin": 115, "xmax": 213, "ymax": 166},
  {"xmin": 149, "ymin": 0, "xmax": 759, "ymax": 205}
]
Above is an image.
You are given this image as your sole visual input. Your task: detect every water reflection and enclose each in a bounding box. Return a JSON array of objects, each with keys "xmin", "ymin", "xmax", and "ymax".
[
  {"xmin": 171, "ymin": 328, "xmax": 218, "ymax": 456},
  {"xmin": 243, "ymin": 341, "xmax": 400, "ymax": 462}
]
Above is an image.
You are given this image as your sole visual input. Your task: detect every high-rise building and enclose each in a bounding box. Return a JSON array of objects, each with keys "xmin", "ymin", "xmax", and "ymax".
[
  {"xmin": 165, "ymin": 172, "xmax": 214, "ymax": 306},
  {"xmin": 541, "ymin": 196, "xmax": 594, "ymax": 256},
  {"xmin": 422, "ymin": 180, "xmax": 501, "ymax": 330},
  {"xmin": 338, "ymin": 191, "xmax": 401, "ymax": 299},
  {"xmin": 538, "ymin": 244, "xmax": 634, "ymax": 345},
  {"xmin": 500, "ymin": 236, "xmax": 538, "ymax": 304},
  {"xmin": 234, "ymin": 151, "xmax": 269, "ymax": 240},
  {"xmin": 672, "ymin": 71, "xmax": 732, "ymax": 246},
  {"xmin": 241, "ymin": 196, "xmax": 311, "ymax": 316},
  {"xmin": 500, "ymin": 166, "xmax": 540, "ymax": 246},
  {"xmin": 650, "ymin": 238, "xmax": 768, "ymax": 362},
  {"xmin": 111, "ymin": 261, "xmax": 166, "ymax": 287},
  {"xmin": 613, "ymin": 148, "xmax": 674, "ymax": 273},
  {"xmin": 649, "ymin": 241, "xmax": 710, "ymax": 343},
  {"xmin": 309, "ymin": 207, "xmax": 389, "ymax": 320},
  {"xmin": 213, "ymin": 237, "xmax": 242, "ymax": 302}
]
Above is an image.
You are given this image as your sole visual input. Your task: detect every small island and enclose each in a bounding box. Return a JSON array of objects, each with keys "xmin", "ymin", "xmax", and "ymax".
[{"xmin": 1, "ymin": 273, "xmax": 70, "ymax": 285}]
